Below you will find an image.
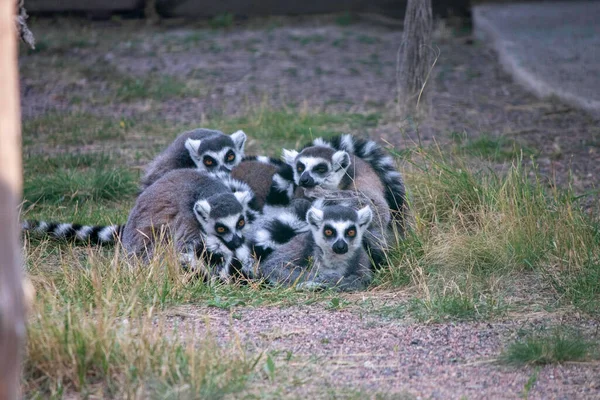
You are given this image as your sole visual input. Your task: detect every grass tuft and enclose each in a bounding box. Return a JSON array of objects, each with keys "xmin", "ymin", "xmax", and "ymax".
[
  {"xmin": 500, "ymin": 328, "xmax": 596, "ymax": 366},
  {"xmin": 24, "ymin": 167, "xmax": 137, "ymax": 205},
  {"xmin": 377, "ymin": 146, "xmax": 599, "ymax": 317}
]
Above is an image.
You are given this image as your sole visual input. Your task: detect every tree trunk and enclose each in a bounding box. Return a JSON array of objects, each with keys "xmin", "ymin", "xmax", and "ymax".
[
  {"xmin": 397, "ymin": 0, "xmax": 433, "ymax": 116},
  {"xmin": 0, "ymin": 0, "xmax": 25, "ymax": 398}
]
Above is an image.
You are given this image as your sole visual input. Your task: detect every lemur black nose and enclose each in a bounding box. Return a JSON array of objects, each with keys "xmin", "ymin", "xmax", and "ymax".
[
  {"xmin": 219, "ymin": 166, "xmax": 231, "ymax": 173},
  {"xmin": 299, "ymin": 172, "xmax": 316, "ymax": 188},
  {"xmin": 226, "ymin": 234, "xmax": 244, "ymax": 250},
  {"xmin": 332, "ymin": 239, "xmax": 348, "ymax": 254}
]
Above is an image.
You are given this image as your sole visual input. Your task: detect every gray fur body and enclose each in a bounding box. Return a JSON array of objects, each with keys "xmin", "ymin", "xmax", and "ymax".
[
  {"xmin": 140, "ymin": 128, "xmax": 246, "ymax": 191},
  {"xmin": 258, "ymin": 204, "xmax": 373, "ymax": 291}
]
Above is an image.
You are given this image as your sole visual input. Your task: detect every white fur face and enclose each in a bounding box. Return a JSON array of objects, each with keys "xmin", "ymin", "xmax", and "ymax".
[
  {"xmin": 283, "ymin": 149, "xmax": 351, "ymax": 190},
  {"xmin": 193, "ymin": 201, "xmax": 249, "ymax": 251},
  {"xmin": 185, "ymin": 130, "xmax": 246, "ymax": 174},
  {"xmin": 306, "ymin": 205, "xmax": 372, "ymax": 260}
]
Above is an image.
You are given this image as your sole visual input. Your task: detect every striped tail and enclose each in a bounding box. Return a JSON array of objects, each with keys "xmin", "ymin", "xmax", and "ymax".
[
  {"xmin": 241, "ymin": 155, "xmax": 297, "ymax": 213},
  {"xmin": 305, "ymin": 134, "xmax": 409, "ymax": 231},
  {"xmin": 251, "ymin": 198, "xmax": 311, "ymax": 259},
  {"xmin": 22, "ymin": 220, "xmax": 123, "ymax": 245}
]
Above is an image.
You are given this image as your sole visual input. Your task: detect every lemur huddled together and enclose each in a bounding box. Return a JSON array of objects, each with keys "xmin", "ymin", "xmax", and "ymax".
[{"xmin": 22, "ymin": 128, "xmax": 409, "ymax": 291}]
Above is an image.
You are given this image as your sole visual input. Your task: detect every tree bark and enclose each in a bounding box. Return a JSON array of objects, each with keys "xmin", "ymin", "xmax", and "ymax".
[
  {"xmin": 0, "ymin": 0, "xmax": 25, "ymax": 398},
  {"xmin": 397, "ymin": 0, "xmax": 433, "ymax": 116}
]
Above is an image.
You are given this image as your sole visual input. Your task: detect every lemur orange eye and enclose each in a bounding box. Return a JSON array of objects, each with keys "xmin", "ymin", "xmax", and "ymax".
[
  {"xmin": 204, "ymin": 157, "xmax": 214, "ymax": 166},
  {"xmin": 324, "ymin": 229, "xmax": 333, "ymax": 237},
  {"xmin": 238, "ymin": 219, "xmax": 245, "ymax": 228},
  {"xmin": 347, "ymin": 229, "xmax": 356, "ymax": 237},
  {"xmin": 297, "ymin": 164, "xmax": 305, "ymax": 172},
  {"xmin": 226, "ymin": 152, "xmax": 235, "ymax": 162},
  {"xmin": 216, "ymin": 226, "xmax": 226, "ymax": 233}
]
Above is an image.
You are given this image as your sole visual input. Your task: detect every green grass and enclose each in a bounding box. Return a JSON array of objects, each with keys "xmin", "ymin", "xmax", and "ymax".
[
  {"xmin": 24, "ymin": 167, "xmax": 137, "ymax": 205},
  {"xmin": 117, "ymin": 75, "xmax": 197, "ymax": 102},
  {"xmin": 22, "ymin": 152, "xmax": 137, "ymax": 225},
  {"xmin": 213, "ymin": 109, "xmax": 381, "ymax": 154},
  {"xmin": 22, "ymin": 113, "xmax": 127, "ymax": 146},
  {"xmin": 376, "ymin": 146, "xmax": 599, "ymax": 319},
  {"xmin": 408, "ymin": 295, "xmax": 505, "ymax": 322},
  {"xmin": 335, "ymin": 12, "xmax": 356, "ymax": 26},
  {"xmin": 522, "ymin": 367, "xmax": 540, "ymax": 399},
  {"xmin": 555, "ymin": 255, "xmax": 600, "ymax": 314},
  {"xmin": 500, "ymin": 328, "xmax": 596, "ymax": 366},
  {"xmin": 452, "ymin": 133, "xmax": 536, "ymax": 161},
  {"xmin": 210, "ymin": 13, "xmax": 235, "ymax": 29}
]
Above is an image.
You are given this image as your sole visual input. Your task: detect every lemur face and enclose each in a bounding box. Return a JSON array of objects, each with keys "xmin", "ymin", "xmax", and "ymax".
[
  {"xmin": 193, "ymin": 191, "xmax": 252, "ymax": 251},
  {"xmin": 185, "ymin": 130, "xmax": 246, "ymax": 174},
  {"xmin": 306, "ymin": 205, "xmax": 372, "ymax": 257},
  {"xmin": 282, "ymin": 146, "xmax": 351, "ymax": 190}
]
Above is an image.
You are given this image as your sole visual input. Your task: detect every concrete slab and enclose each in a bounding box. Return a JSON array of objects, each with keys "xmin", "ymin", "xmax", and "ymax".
[{"xmin": 474, "ymin": 1, "xmax": 600, "ymax": 116}]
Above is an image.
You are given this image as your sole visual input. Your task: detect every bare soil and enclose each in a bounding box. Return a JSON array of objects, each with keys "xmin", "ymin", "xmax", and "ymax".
[{"xmin": 165, "ymin": 302, "xmax": 600, "ymax": 399}]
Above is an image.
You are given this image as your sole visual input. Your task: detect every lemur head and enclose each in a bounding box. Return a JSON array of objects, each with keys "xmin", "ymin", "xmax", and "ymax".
[
  {"xmin": 282, "ymin": 146, "xmax": 351, "ymax": 190},
  {"xmin": 193, "ymin": 190, "xmax": 252, "ymax": 251},
  {"xmin": 185, "ymin": 130, "xmax": 246, "ymax": 174},
  {"xmin": 306, "ymin": 204, "xmax": 372, "ymax": 257}
]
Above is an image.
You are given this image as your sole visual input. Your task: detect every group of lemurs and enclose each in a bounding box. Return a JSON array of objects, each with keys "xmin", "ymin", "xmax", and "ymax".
[{"xmin": 23, "ymin": 128, "xmax": 409, "ymax": 291}]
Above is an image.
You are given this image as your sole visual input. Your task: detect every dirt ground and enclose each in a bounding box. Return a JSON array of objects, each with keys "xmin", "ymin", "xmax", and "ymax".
[
  {"xmin": 20, "ymin": 16, "xmax": 600, "ymax": 399},
  {"xmin": 165, "ymin": 303, "xmax": 600, "ymax": 399}
]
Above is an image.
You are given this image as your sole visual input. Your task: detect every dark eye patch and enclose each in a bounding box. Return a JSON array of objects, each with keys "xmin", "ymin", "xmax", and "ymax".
[
  {"xmin": 225, "ymin": 150, "xmax": 236, "ymax": 163},
  {"xmin": 313, "ymin": 163, "xmax": 328, "ymax": 174},
  {"xmin": 215, "ymin": 224, "xmax": 229, "ymax": 234},
  {"xmin": 345, "ymin": 226, "xmax": 357, "ymax": 238},
  {"xmin": 204, "ymin": 155, "xmax": 217, "ymax": 167},
  {"xmin": 297, "ymin": 162, "xmax": 305, "ymax": 173},
  {"xmin": 323, "ymin": 225, "xmax": 336, "ymax": 237}
]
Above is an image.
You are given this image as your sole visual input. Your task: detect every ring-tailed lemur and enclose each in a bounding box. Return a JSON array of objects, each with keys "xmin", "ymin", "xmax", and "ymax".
[
  {"xmin": 140, "ymin": 128, "xmax": 247, "ymax": 191},
  {"xmin": 276, "ymin": 134, "xmax": 407, "ymax": 267},
  {"xmin": 23, "ymin": 170, "xmax": 257, "ymax": 280},
  {"xmin": 123, "ymin": 169, "xmax": 255, "ymax": 280},
  {"xmin": 258, "ymin": 203, "xmax": 373, "ymax": 292},
  {"xmin": 231, "ymin": 155, "xmax": 296, "ymax": 215},
  {"xmin": 282, "ymin": 134, "xmax": 408, "ymax": 233}
]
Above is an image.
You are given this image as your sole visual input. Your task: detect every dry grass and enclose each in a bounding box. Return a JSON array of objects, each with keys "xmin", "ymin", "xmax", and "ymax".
[
  {"xmin": 379, "ymin": 145, "xmax": 600, "ymax": 319},
  {"xmin": 24, "ymin": 242, "xmax": 259, "ymax": 398}
]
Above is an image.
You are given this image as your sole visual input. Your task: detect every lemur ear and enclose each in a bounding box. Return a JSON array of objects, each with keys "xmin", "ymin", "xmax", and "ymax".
[
  {"xmin": 357, "ymin": 206, "xmax": 373, "ymax": 228},
  {"xmin": 234, "ymin": 190, "xmax": 252, "ymax": 207},
  {"xmin": 282, "ymin": 149, "xmax": 299, "ymax": 165},
  {"xmin": 193, "ymin": 200, "xmax": 211, "ymax": 221},
  {"xmin": 230, "ymin": 130, "xmax": 247, "ymax": 152},
  {"xmin": 306, "ymin": 207, "xmax": 324, "ymax": 228},
  {"xmin": 332, "ymin": 150, "xmax": 350, "ymax": 171},
  {"xmin": 185, "ymin": 138, "xmax": 202, "ymax": 157}
]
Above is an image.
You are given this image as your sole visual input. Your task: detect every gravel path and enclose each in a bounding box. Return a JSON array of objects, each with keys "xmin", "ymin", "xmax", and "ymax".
[{"xmin": 166, "ymin": 303, "xmax": 600, "ymax": 399}]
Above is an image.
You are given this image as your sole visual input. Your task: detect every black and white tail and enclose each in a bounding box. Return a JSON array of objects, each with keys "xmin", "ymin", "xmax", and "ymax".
[
  {"xmin": 304, "ymin": 134, "xmax": 408, "ymax": 230},
  {"xmin": 241, "ymin": 155, "xmax": 297, "ymax": 216},
  {"xmin": 22, "ymin": 220, "xmax": 123, "ymax": 245},
  {"xmin": 250, "ymin": 198, "xmax": 311, "ymax": 259}
]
